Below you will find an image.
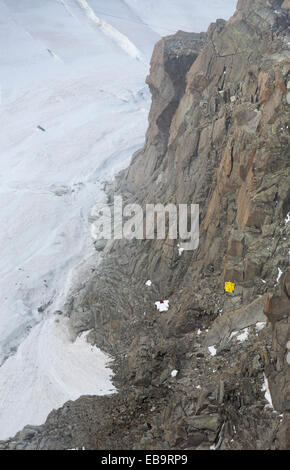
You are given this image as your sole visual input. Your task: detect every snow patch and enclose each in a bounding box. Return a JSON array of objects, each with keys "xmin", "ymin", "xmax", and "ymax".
[
  {"xmin": 0, "ymin": 316, "xmax": 115, "ymax": 440},
  {"xmin": 256, "ymin": 322, "xmax": 266, "ymax": 332},
  {"xmin": 177, "ymin": 244, "xmax": 184, "ymax": 256},
  {"xmin": 171, "ymin": 370, "xmax": 178, "ymax": 377},
  {"xmin": 229, "ymin": 330, "xmax": 238, "ymax": 340},
  {"xmin": 208, "ymin": 346, "xmax": 217, "ymax": 356},
  {"xmin": 145, "ymin": 280, "xmax": 152, "ymax": 287},
  {"xmin": 277, "ymin": 267, "xmax": 283, "ymax": 283},
  {"xmin": 261, "ymin": 374, "xmax": 273, "ymax": 409},
  {"xmin": 237, "ymin": 328, "xmax": 249, "ymax": 343}
]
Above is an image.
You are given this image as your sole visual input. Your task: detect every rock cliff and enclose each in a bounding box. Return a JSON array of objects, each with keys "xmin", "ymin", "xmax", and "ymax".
[{"xmin": 1, "ymin": 0, "xmax": 289, "ymax": 450}]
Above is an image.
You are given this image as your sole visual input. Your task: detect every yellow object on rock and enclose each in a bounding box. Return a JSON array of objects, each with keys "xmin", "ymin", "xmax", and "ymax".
[{"xmin": 225, "ymin": 282, "xmax": 235, "ymax": 293}]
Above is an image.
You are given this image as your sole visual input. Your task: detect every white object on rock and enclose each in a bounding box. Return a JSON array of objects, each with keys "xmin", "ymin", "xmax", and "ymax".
[
  {"xmin": 145, "ymin": 280, "xmax": 152, "ymax": 287},
  {"xmin": 155, "ymin": 300, "xmax": 169, "ymax": 312},
  {"xmin": 171, "ymin": 370, "xmax": 178, "ymax": 377}
]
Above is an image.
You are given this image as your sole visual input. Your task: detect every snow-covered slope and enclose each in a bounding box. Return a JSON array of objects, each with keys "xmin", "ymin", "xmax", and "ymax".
[
  {"xmin": 0, "ymin": 0, "xmax": 237, "ymax": 440},
  {"xmin": 0, "ymin": 316, "xmax": 116, "ymax": 440}
]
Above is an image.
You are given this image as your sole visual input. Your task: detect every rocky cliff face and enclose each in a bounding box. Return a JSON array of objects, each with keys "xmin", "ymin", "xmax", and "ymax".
[{"xmin": 1, "ymin": 0, "xmax": 289, "ymax": 450}]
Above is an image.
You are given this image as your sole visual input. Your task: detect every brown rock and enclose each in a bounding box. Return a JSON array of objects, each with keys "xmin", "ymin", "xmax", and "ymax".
[{"xmin": 264, "ymin": 269, "xmax": 290, "ymax": 323}]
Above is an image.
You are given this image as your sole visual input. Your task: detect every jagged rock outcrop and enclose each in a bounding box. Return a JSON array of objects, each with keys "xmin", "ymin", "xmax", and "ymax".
[{"xmin": 1, "ymin": 0, "xmax": 289, "ymax": 450}]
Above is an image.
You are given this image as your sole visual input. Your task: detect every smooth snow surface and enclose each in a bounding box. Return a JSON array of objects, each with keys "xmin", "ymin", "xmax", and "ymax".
[
  {"xmin": 0, "ymin": 316, "xmax": 115, "ymax": 440},
  {"xmin": 0, "ymin": 0, "xmax": 237, "ymax": 439}
]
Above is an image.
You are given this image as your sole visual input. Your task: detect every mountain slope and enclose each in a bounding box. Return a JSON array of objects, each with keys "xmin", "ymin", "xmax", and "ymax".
[
  {"xmin": 1, "ymin": 0, "xmax": 290, "ymax": 450},
  {"xmin": 2, "ymin": 0, "xmax": 288, "ymax": 451},
  {"xmin": 0, "ymin": 0, "xmax": 238, "ymax": 441}
]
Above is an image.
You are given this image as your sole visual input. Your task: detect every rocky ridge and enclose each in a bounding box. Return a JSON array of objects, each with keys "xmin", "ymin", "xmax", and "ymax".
[{"xmin": 1, "ymin": 0, "xmax": 289, "ymax": 450}]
